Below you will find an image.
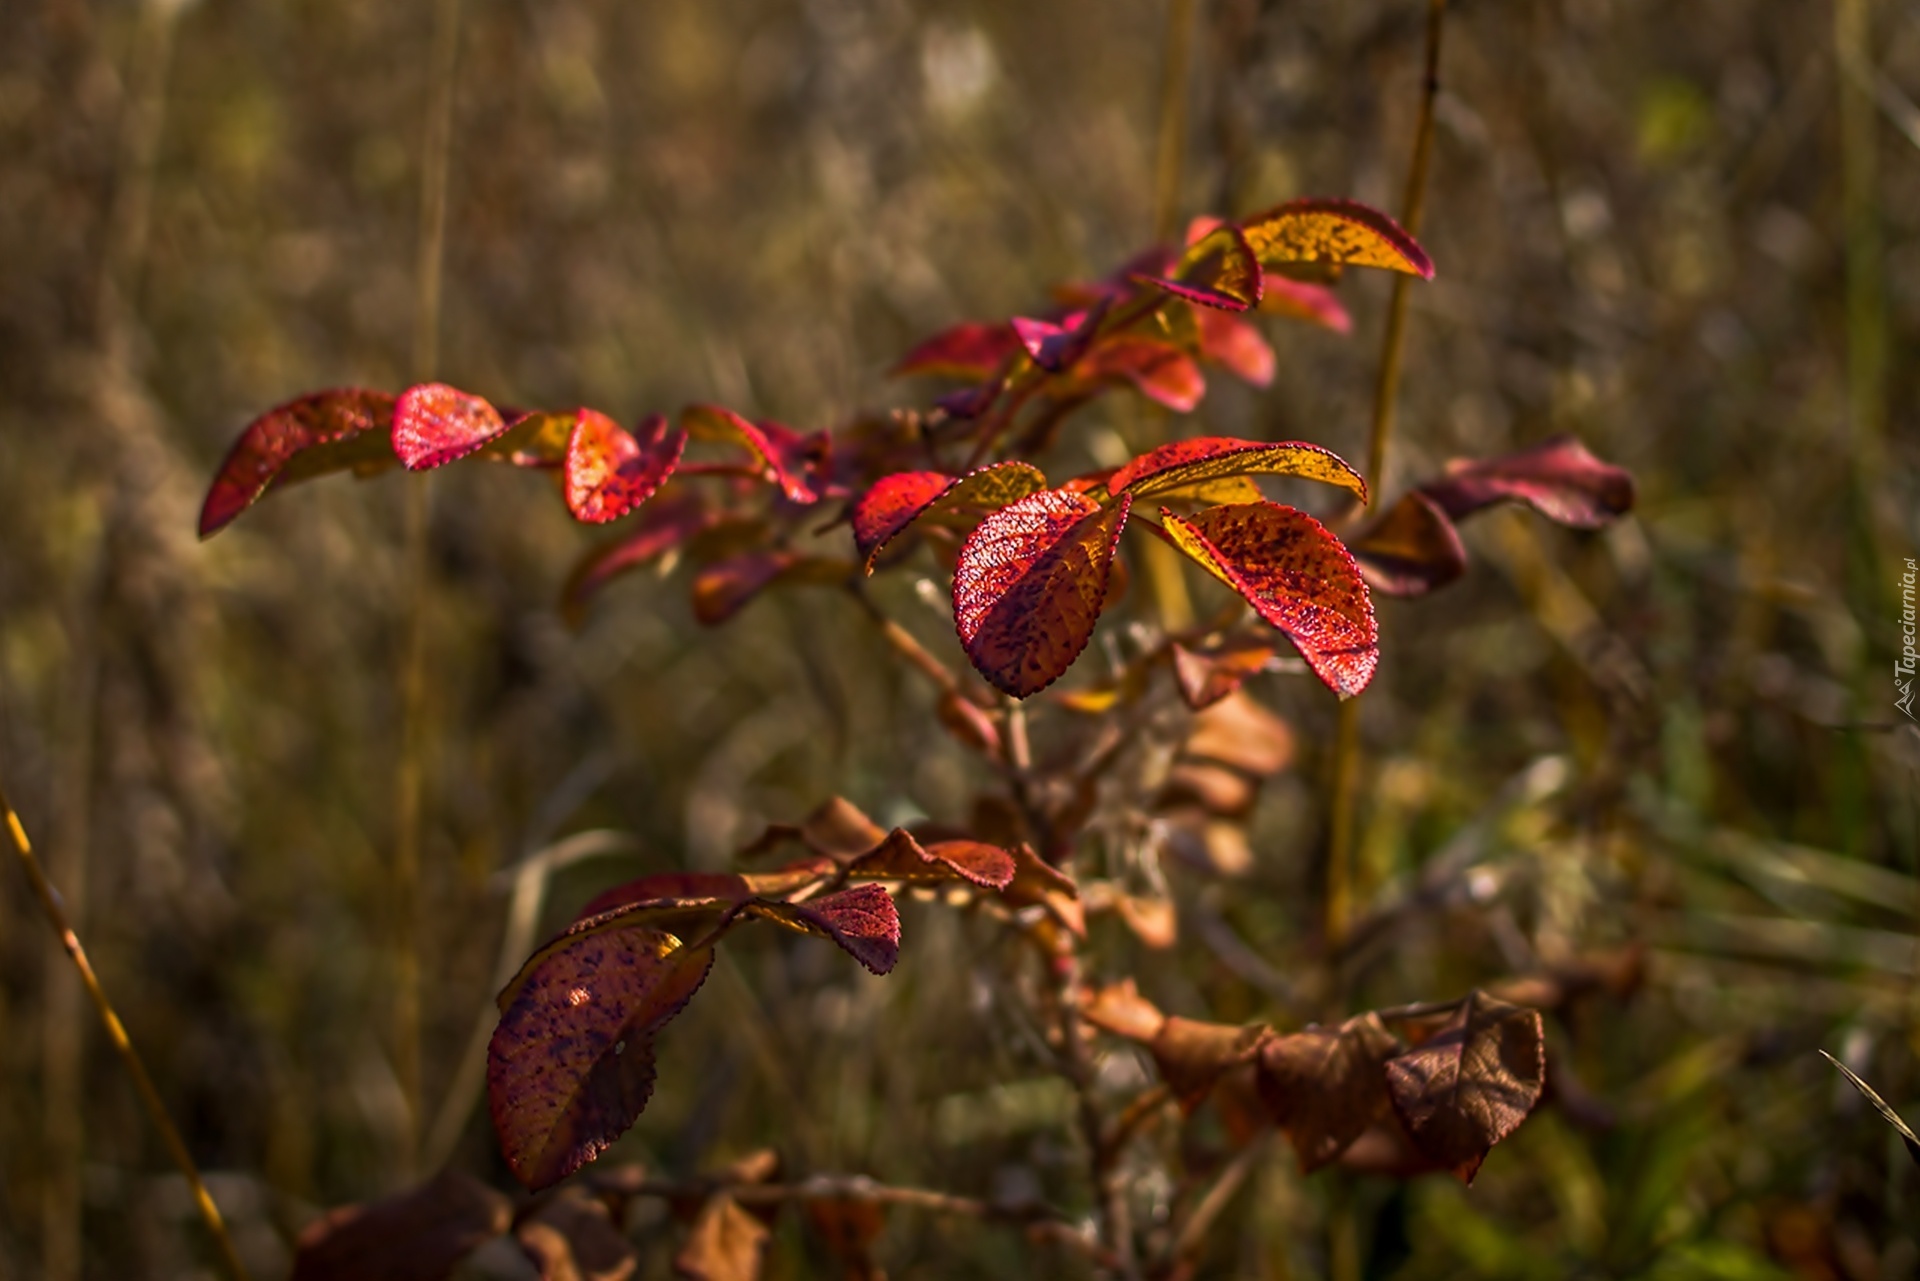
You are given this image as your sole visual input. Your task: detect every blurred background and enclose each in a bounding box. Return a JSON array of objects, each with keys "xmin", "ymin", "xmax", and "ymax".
[{"xmin": 1, "ymin": 0, "xmax": 1918, "ymax": 1276}]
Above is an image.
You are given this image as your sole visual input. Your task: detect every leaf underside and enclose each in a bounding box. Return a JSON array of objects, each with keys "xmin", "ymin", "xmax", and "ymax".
[
  {"xmin": 1420, "ymin": 434, "xmax": 1636, "ymax": 529},
  {"xmin": 198, "ymin": 388, "xmax": 398, "ymax": 537},
  {"xmin": 1347, "ymin": 490, "xmax": 1469, "ymax": 597}
]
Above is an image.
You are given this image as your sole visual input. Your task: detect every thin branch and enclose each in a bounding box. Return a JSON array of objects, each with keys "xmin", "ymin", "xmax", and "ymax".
[
  {"xmin": 2, "ymin": 776, "xmax": 253, "ymax": 1281},
  {"xmin": 1168, "ymin": 1132, "xmax": 1270, "ymax": 1265},
  {"xmin": 1050, "ymin": 949, "xmax": 1140, "ymax": 1278}
]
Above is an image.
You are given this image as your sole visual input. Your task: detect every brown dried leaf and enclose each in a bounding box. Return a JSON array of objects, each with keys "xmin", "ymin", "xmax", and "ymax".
[
  {"xmin": 1256, "ymin": 1013, "xmax": 1402, "ymax": 1173},
  {"xmin": 1080, "ymin": 979, "xmax": 1167, "ymax": 1043},
  {"xmin": 805, "ymin": 1197, "xmax": 887, "ymax": 1281},
  {"xmin": 291, "ymin": 1169, "xmax": 511, "ymax": 1281},
  {"xmin": 1384, "ymin": 992, "xmax": 1546, "ymax": 1182},
  {"xmin": 1152, "ymin": 1018, "xmax": 1270, "ymax": 1111},
  {"xmin": 515, "ymin": 1186, "xmax": 639, "ymax": 1281},
  {"xmin": 1183, "ymin": 690, "xmax": 1293, "ymax": 777},
  {"xmin": 675, "ymin": 1195, "xmax": 771, "ymax": 1281}
]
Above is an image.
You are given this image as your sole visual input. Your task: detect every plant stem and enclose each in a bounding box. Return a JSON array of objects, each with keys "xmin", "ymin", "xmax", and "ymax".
[
  {"xmin": 1152, "ymin": 0, "xmax": 1200, "ymax": 244},
  {"xmin": 392, "ymin": 0, "xmax": 463, "ymax": 1179},
  {"xmin": 1325, "ymin": 0, "xmax": 1447, "ymax": 949},
  {"xmin": 1052, "ymin": 947, "xmax": 1139, "ymax": 1278},
  {"xmin": 2, "ymin": 777, "xmax": 253, "ymax": 1281}
]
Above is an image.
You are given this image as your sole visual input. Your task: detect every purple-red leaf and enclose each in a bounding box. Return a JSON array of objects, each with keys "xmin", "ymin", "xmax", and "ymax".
[
  {"xmin": 291, "ymin": 1170, "xmax": 511, "ymax": 1281},
  {"xmin": 891, "ymin": 322, "xmax": 1021, "ymax": 380},
  {"xmin": 683, "ymin": 404, "xmax": 828, "ymax": 503},
  {"xmin": 1239, "ymin": 198, "xmax": 1434, "ymax": 279},
  {"xmin": 1196, "ymin": 310, "xmax": 1277, "ymax": 387},
  {"xmin": 574, "ymin": 872, "xmax": 753, "ymax": 924},
  {"xmin": 488, "ymin": 924, "xmax": 716, "ymax": 1189},
  {"xmin": 1012, "ymin": 298, "xmax": 1110, "ymax": 373},
  {"xmin": 565, "ymin": 411, "xmax": 686, "ymax": 524},
  {"xmin": 1348, "ymin": 491, "xmax": 1468, "ymax": 596},
  {"xmin": 393, "ymin": 383, "xmax": 510, "ymax": 470},
  {"xmin": 1161, "ymin": 502, "xmax": 1378, "ymax": 698},
  {"xmin": 1258, "ymin": 276, "xmax": 1353, "ymax": 333},
  {"xmin": 689, "ymin": 551, "xmax": 848, "ymax": 625},
  {"xmin": 737, "ymin": 884, "xmax": 901, "ymax": 975},
  {"xmin": 1111, "ymin": 436, "xmax": 1366, "ymax": 504},
  {"xmin": 1081, "ymin": 339, "xmax": 1205, "ymax": 413},
  {"xmin": 1133, "ymin": 223, "xmax": 1263, "ymax": 312},
  {"xmin": 1418, "ymin": 435, "xmax": 1635, "ymax": 529},
  {"xmin": 953, "ymin": 489, "xmax": 1133, "ymax": 698},
  {"xmin": 851, "ymin": 462, "xmax": 1048, "ymax": 572},
  {"xmin": 198, "ymin": 388, "xmax": 397, "ymax": 537},
  {"xmin": 561, "ymin": 493, "xmax": 722, "ymax": 623},
  {"xmin": 1384, "ymin": 991, "xmax": 1546, "ymax": 1183}
]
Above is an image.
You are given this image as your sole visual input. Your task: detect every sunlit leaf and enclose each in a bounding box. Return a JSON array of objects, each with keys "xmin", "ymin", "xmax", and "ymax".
[
  {"xmin": 738, "ymin": 884, "xmax": 900, "ymax": 975},
  {"xmin": 847, "ymin": 829, "xmax": 1017, "ymax": 889},
  {"xmin": 561, "ymin": 494, "xmax": 722, "ymax": 624},
  {"xmin": 851, "ymin": 462, "xmax": 1048, "ymax": 572},
  {"xmin": 1238, "ymin": 198, "xmax": 1434, "ymax": 279},
  {"xmin": 1116, "ymin": 894, "xmax": 1178, "ymax": 949},
  {"xmin": 290, "ymin": 1169, "xmax": 511, "ymax": 1281},
  {"xmin": 1347, "ymin": 491, "xmax": 1468, "ymax": 596},
  {"xmin": 1161, "ymin": 503, "xmax": 1378, "ymax": 697},
  {"xmin": 689, "ymin": 551, "xmax": 848, "ymax": 625},
  {"xmin": 1081, "ymin": 978, "xmax": 1167, "ymax": 1043},
  {"xmin": 675, "ymin": 1195, "xmax": 770, "ymax": 1281},
  {"xmin": 684, "ymin": 403, "xmax": 828, "ymax": 503},
  {"xmin": 953, "ymin": 489, "xmax": 1133, "ymax": 697},
  {"xmin": 1258, "ymin": 276, "xmax": 1353, "ymax": 333},
  {"xmin": 392, "ymin": 382, "xmax": 510, "ymax": 470},
  {"xmin": 1257, "ymin": 1014, "xmax": 1402, "ymax": 1173},
  {"xmin": 488, "ymin": 924, "xmax": 716, "ymax": 1189},
  {"xmin": 1133, "ymin": 223, "xmax": 1263, "ymax": 312},
  {"xmin": 1418, "ymin": 435, "xmax": 1635, "ymax": 529},
  {"xmin": 1196, "ymin": 310, "xmax": 1277, "ymax": 387},
  {"xmin": 198, "ymin": 388, "xmax": 397, "ymax": 537},
  {"xmin": 1384, "ymin": 991, "xmax": 1545, "ymax": 1182},
  {"xmin": 1080, "ymin": 339, "xmax": 1204, "ymax": 413},
  {"xmin": 1112, "ymin": 436, "xmax": 1366, "ymax": 504},
  {"xmin": 565, "ymin": 411, "xmax": 686, "ymax": 524},
  {"xmin": 1183, "ymin": 688, "xmax": 1294, "ymax": 775},
  {"xmin": 892, "ymin": 321, "xmax": 1021, "ymax": 380}
]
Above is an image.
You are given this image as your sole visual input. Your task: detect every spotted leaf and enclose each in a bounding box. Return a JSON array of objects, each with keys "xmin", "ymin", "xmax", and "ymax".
[
  {"xmin": 1239, "ymin": 198, "xmax": 1433, "ymax": 279},
  {"xmin": 1111, "ymin": 437, "xmax": 1366, "ymax": 504},
  {"xmin": 392, "ymin": 383, "xmax": 509, "ymax": 470},
  {"xmin": 1133, "ymin": 222, "xmax": 1263, "ymax": 311},
  {"xmin": 565, "ymin": 411, "xmax": 686, "ymax": 524},
  {"xmin": 852, "ymin": 462, "xmax": 1048, "ymax": 571}
]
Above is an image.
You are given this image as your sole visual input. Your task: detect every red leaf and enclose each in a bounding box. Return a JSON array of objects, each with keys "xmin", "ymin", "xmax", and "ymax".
[
  {"xmin": 488, "ymin": 924, "xmax": 716, "ymax": 1189},
  {"xmin": 1133, "ymin": 223, "xmax": 1263, "ymax": 312},
  {"xmin": 891, "ymin": 321, "xmax": 1021, "ymax": 380},
  {"xmin": 566, "ymin": 411, "xmax": 686, "ymax": 523},
  {"xmin": 1384, "ymin": 992, "xmax": 1545, "ymax": 1183},
  {"xmin": 393, "ymin": 383, "xmax": 510, "ymax": 470},
  {"xmin": 1257, "ymin": 1014, "xmax": 1403, "ymax": 1173},
  {"xmin": 291, "ymin": 1170, "xmax": 511, "ymax": 1281},
  {"xmin": 851, "ymin": 462, "xmax": 1048, "ymax": 572},
  {"xmin": 1418, "ymin": 435, "xmax": 1635, "ymax": 529},
  {"xmin": 561, "ymin": 494, "xmax": 723, "ymax": 623},
  {"xmin": 1161, "ymin": 502, "xmax": 1378, "ymax": 697},
  {"xmin": 1238, "ymin": 198, "xmax": 1434, "ymax": 279},
  {"xmin": 1196, "ymin": 310, "xmax": 1277, "ymax": 387},
  {"xmin": 1347, "ymin": 491, "xmax": 1468, "ymax": 596},
  {"xmin": 847, "ymin": 829, "xmax": 1017, "ymax": 889},
  {"xmin": 953, "ymin": 489, "xmax": 1132, "ymax": 698},
  {"xmin": 1258, "ymin": 276, "xmax": 1352, "ymax": 333},
  {"xmin": 689, "ymin": 551, "xmax": 847, "ymax": 625},
  {"xmin": 1111, "ymin": 436, "xmax": 1366, "ymax": 504},
  {"xmin": 575, "ymin": 872, "xmax": 753, "ymax": 924},
  {"xmin": 737, "ymin": 884, "xmax": 900, "ymax": 975},
  {"xmin": 1012, "ymin": 297, "xmax": 1110, "ymax": 373},
  {"xmin": 1080, "ymin": 338, "xmax": 1205, "ymax": 413},
  {"xmin": 198, "ymin": 388, "xmax": 397, "ymax": 537},
  {"xmin": 683, "ymin": 403, "xmax": 827, "ymax": 503}
]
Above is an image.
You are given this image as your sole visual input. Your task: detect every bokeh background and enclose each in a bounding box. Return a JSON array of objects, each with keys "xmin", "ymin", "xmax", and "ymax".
[{"xmin": 2, "ymin": 0, "xmax": 1918, "ymax": 1276}]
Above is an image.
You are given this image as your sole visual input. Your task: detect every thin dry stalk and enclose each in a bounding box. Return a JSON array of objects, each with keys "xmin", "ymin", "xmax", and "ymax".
[{"xmin": 3, "ymin": 777, "xmax": 253, "ymax": 1281}]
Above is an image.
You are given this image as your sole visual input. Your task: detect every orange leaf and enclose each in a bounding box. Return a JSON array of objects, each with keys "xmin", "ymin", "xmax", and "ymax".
[
  {"xmin": 675, "ymin": 1195, "xmax": 770, "ymax": 1281},
  {"xmin": 198, "ymin": 388, "xmax": 397, "ymax": 537},
  {"xmin": 1079, "ymin": 338, "xmax": 1204, "ymax": 413},
  {"xmin": 565, "ymin": 411, "xmax": 686, "ymax": 523},
  {"xmin": 1347, "ymin": 491, "xmax": 1467, "ymax": 597},
  {"xmin": 1161, "ymin": 502, "xmax": 1378, "ymax": 698},
  {"xmin": 393, "ymin": 382, "xmax": 510, "ymax": 470},
  {"xmin": 1152, "ymin": 1017, "xmax": 1270, "ymax": 1110},
  {"xmin": 1170, "ymin": 640, "xmax": 1279, "ymax": 710},
  {"xmin": 516, "ymin": 1185, "xmax": 640, "ymax": 1281},
  {"xmin": 953, "ymin": 489, "xmax": 1132, "ymax": 697},
  {"xmin": 1081, "ymin": 979, "xmax": 1167, "ymax": 1042},
  {"xmin": 1238, "ymin": 198, "xmax": 1434, "ymax": 278},
  {"xmin": 1111, "ymin": 436, "xmax": 1366, "ymax": 504}
]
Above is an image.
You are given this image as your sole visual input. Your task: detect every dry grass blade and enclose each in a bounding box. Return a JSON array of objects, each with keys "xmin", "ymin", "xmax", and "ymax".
[{"xmin": 1818, "ymin": 1050, "xmax": 1920, "ymax": 1167}]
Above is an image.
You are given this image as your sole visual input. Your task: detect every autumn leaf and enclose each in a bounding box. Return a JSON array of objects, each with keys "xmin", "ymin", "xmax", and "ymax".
[
  {"xmin": 565, "ymin": 411, "xmax": 687, "ymax": 524},
  {"xmin": 684, "ymin": 403, "xmax": 828, "ymax": 503},
  {"xmin": 689, "ymin": 551, "xmax": 849, "ymax": 625},
  {"xmin": 1116, "ymin": 894, "xmax": 1178, "ymax": 949},
  {"xmin": 1133, "ymin": 223, "xmax": 1263, "ymax": 312},
  {"xmin": 736, "ymin": 884, "xmax": 901, "ymax": 975},
  {"xmin": 676, "ymin": 1195, "xmax": 770, "ymax": 1281},
  {"xmin": 805, "ymin": 1197, "xmax": 887, "ymax": 1281},
  {"xmin": 1383, "ymin": 992, "xmax": 1546, "ymax": 1182},
  {"xmin": 1258, "ymin": 276, "xmax": 1352, "ymax": 333},
  {"xmin": 290, "ymin": 1169, "xmax": 511, "ymax": 1281},
  {"xmin": 517, "ymin": 1185, "xmax": 640, "ymax": 1281},
  {"xmin": 198, "ymin": 388, "xmax": 397, "ymax": 537},
  {"xmin": 574, "ymin": 872, "xmax": 755, "ymax": 924},
  {"xmin": 1195, "ymin": 310, "xmax": 1277, "ymax": 387},
  {"xmin": 1160, "ymin": 503, "xmax": 1379, "ymax": 697},
  {"xmin": 1012, "ymin": 297, "xmax": 1111, "ymax": 372},
  {"xmin": 847, "ymin": 829, "xmax": 1017, "ymax": 889},
  {"xmin": 561, "ymin": 494, "xmax": 723, "ymax": 624},
  {"xmin": 851, "ymin": 462, "xmax": 1048, "ymax": 572},
  {"xmin": 953, "ymin": 489, "xmax": 1133, "ymax": 697},
  {"xmin": 1110, "ymin": 436, "xmax": 1366, "ymax": 504},
  {"xmin": 488, "ymin": 923, "xmax": 716, "ymax": 1189},
  {"xmin": 1347, "ymin": 490, "xmax": 1468, "ymax": 596},
  {"xmin": 1152, "ymin": 1017, "xmax": 1270, "ymax": 1110},
  {"xmin": 1418, "ymin": 435, "xmax": 1636, "ymax": 529},
  {"xmin": 1081, "ymin": 979, "xmax": 1167, "ymax": 1043},
  {"xmin": 475, "ymin": 409, "xmax": 576, "ymax": 468},
  {"xmin": 1182, "ymin": 689, "xmax": 1294, "ymax": 776},
  {"xmin": 1078, "ymin": 338, "xmax": 1204, "ymax": 413},
  {"xmin": 891, "ymin": 321, "xmax": 1021, "ymax": 380},
  {"xmin": 1257, "ymin": 1014, "xmax": 1402, "ymax": 1173},
  {"xmin": 392, "ymin": 382, "xmax": 510, "ymax": 470},
  {"xmin": 1170, "ymin": 640, "xmax": 1279, "ymax": 710},
  {"xmin": 1238, "ymin": 198, "xmax": 1434, "ymax": 279}
]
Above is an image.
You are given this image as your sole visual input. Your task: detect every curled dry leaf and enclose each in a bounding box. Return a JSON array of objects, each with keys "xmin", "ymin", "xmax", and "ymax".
[
  {"xmin": 1001, "ymin": 843, "xmax": 1084, "ymax": 936},
  {"xmin": 1170, "ymin": 640, "xmax": 1280, "ymax": 711},
  {"xmin": 1384, "ymin": 991, "xmax": 1546, "ymax": 1183},
  {"xmin": 675, "ymin": 1195, "xmax": 770, "ymax": 1281},
  {"xmin": 848, "ymin": 829, "xmax": 1017, "ymax": 889},
  {"xmin": 393, "ymin": 382, "xmax": 510, "ymax": 470},
  {"xmin": 891, "ymin": 321, "xmax": 1021, "ymax": 380},
  {"xmin": 1134, "ymin": 223, "xmax": 1263, "ymax": 312},
  {"xmin": 953, "ymin": 489, "xmax": 1132, "ymax": 698},
  {"xmin": 488, "ymin": 924, "xmax": 716, "ymax": 1190},
  {"xmin": 800, "ymin": 795, "xmax": 889, "ymax": 858},
  {"xmin": 1183, "ymin": 688, "xmax": 1294, "ymax": 776},
  {"xmin": 1348, "ymin": 490, "xmax": 1468, "ymax": 597},
  {"xmin": 1080, "ymin": 978, "xmax": 1167, "ymax": 1043},
  {"xmin": 198, "ymin": 388, "xmax": 397, "ymax": 537},
  {"xmin": 565, "ymin": 411, "xmax": 686, "ymax": 524},
  {"xmin": 561, "ymin": 494, "xmax": 724, "ymax": 624},
  {"xmin": 516, "ymin": 1186, "xmax": 640, "ymax": 1281},
  {"xmin": 1161, "ymin": 503, "xmax": 1379, "ymax": 698},
  {"xmin": 852, "ymin": 461, "xmax": 1048, "ymax": 572},
  {"xmin": 684, "ymin": 403, "xmax": 827, "ymax": 503},
  {"xmin": 291, "ymin": 1169, "xmax": 511, "ymax": 1281},
  {"xmin": 1151, "ymin": 1017, "xmax": 1270, "ymax": 1110},
  {"xmin": 1238, "ymin": 198, "xmax": 1435, "ymax": 279},
  {"xmin": 1110, "ymin": 436, "xmax": 1366, "ymax": 505},
  {"xmin": 1115, "ymin": 894, "xmax": 1178, "ymax": 949},
  {"xmin": 1419, "ymin": 435, "xmax": 1635, "ymax": 529},
  {"xmin": 1256, "ymin": 1014, "xmax": 1402, "ymax": 1173}
]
